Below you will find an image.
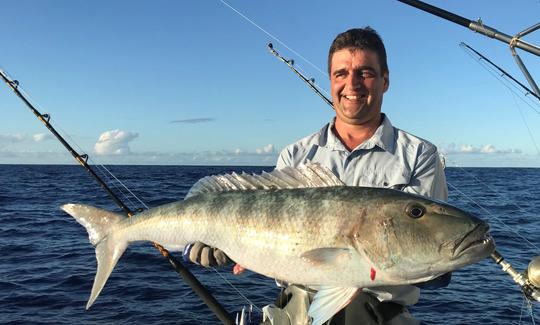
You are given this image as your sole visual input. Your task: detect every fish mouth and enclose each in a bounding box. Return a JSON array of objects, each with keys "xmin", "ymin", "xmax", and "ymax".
[{"xmin": 452, "ymin": 223, "xmax": 495, "ymax": 259}]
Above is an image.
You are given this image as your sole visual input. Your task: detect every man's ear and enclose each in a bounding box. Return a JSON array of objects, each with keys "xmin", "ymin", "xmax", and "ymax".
[{"xmin": 383, "ymin": 71, "xmax": 389, "ymax": 92}]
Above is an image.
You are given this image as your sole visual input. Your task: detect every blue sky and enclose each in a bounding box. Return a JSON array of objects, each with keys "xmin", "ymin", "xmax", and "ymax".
[{"xmin": 1, "ymin": 0, "xmax": 539, "ymax": 167}]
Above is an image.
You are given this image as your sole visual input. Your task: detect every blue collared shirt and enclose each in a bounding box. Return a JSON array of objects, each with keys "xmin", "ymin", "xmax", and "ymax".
[{"xmin": 276, "ymin": 114, "xmax": 448, "ymax": 201}]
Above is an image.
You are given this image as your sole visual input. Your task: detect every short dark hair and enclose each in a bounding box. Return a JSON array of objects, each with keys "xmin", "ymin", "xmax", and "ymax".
[{"xmin": 328, "ymin": 27, "xmax": 388, "ymax": 75}]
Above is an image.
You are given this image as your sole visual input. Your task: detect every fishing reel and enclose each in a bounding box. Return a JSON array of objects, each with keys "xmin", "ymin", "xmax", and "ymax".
[
  {"xmin": 491, "ymin": 251, "xmax": 540, "ymax": 302},
  {"xmin": 526, "ymin": 256, "xmax": 540, "ymax": 300}
]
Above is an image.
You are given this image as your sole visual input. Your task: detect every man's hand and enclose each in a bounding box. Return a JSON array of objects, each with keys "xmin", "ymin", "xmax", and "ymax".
[{"xmin": 182, "ymin": 242, "xmax": 232, "ymax": 267}]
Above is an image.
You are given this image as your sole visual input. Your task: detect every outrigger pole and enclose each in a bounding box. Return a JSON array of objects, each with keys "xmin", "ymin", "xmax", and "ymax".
[
  {"xmin": 459, "ymin": 42, "xmax": 540, "ymax": 103},
  {"xmin": 396, "ymin": 0, "xmax": 540, "ymax": 98},
  {"xmin": 0, "ymin": 69, "xmax": 234, "ymax": 325}
]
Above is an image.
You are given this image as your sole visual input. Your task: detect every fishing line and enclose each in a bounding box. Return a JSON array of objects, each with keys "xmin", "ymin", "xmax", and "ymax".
[
  {"xmin": 518, "ymin": 294, "xmax": 534, "ymax": 324},
  {"xmin": 450, "ymin": 179, "xmax": 540, "ymax": 322},
  {"xmin": 211, "ymin": 267, "xmax": 263, "ymax": 313},
  {"xmin": 518, "ymin": 293, "xmax": 537, "ymax": 325},
  {"xmin": 97, "ymin": 164, "xmax": 150, "ymax": 209},
  {"xmin": 448, "ymin": 180, "xmax": 540, "ymax": 253},
  {"xmin": 509, "ymin": 90, "xmax": 540, "ymax": 155},
  {"xmin": 530, "ymin": 298, "xmax": 538, "ymax": 325},
  {"xmin": 529, "ymin": 299, "xmax": 538, "ymax": 325},
  {"xmin": 520, "ymin": 295, "xmax": 526, "ymax": 325},
  {"xmin": 444, "ymin": 160, "xmax": 540, "ymax": 254},
  {"xmin": 460, "ymin": 44, "xmax": 540, "ymax": 114},
  {"xmin": 52, "ymin": 120, "xmax": 146, "ymax": 210},
  {"xmin": 521, "ymin": 293, "xmax": 538, "ymax": 325},
  {"xmin": 218, "ymin": 0, "xmax": 328, "ymax": 79},
  {"xmin": 92, "ymin": 161, "xmax": 140, "ymax": 210}
]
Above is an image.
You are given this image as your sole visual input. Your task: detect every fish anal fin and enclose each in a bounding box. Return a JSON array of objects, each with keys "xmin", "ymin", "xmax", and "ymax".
[{"xmin": 308, "ymin": 287, "xmax": 359, "ymax": 325}]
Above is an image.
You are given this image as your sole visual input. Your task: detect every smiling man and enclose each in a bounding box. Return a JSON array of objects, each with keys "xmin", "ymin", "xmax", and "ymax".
[
  {"xmin": 273, "ymin": 27, "xmax": 449, "ymax": 325},
  {"xmin": 329, "ymin": 45, "xmax": 388, "ymax": 150}
]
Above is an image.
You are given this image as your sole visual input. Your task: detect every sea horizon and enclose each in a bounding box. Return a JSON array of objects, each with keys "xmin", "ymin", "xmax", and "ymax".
[{"xmin": 1, "ymin": 163, "xmax": 539, "ymax": 169}]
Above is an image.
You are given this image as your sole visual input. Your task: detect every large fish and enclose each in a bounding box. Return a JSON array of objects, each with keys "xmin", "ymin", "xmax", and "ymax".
[{"xmin": 62, "ymin": 163, "xmax": 494, "ymax": 325}]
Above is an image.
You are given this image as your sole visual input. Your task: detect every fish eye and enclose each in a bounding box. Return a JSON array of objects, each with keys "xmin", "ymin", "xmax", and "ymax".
[{"xmin": 406, "ymin": 204, "xmax": 425, "ymax": 219}]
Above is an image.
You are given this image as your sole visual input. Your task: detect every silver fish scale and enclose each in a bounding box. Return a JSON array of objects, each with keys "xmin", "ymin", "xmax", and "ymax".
[{"xmin": 173, "ymin": 187, "xmax": 365, "ymax": 285}]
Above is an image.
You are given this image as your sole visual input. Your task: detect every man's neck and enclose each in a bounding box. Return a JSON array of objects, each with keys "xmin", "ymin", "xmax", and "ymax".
[{"xmin": 332, "ymin": 114, "xmax": 382, "ymax": 151}]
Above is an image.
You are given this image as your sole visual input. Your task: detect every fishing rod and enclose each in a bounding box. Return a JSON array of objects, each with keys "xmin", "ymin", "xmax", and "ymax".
[
  {"xmin": 396, "ymin": 0, "xmax": 540, "ymax": 98},
  {"xmin": 460, "ymin": 42, "xmax": 540, "ymax": 103},
  {"xmin": 267, "ymin": 43, "xmax": 334, "ymax": 109},
  {"xmin": 0, "ymin": 68, "xmax": 234, "ymax": 325}
]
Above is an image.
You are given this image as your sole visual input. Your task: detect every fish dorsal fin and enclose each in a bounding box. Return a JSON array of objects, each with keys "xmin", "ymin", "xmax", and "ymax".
[{"xmin": 185, "ymin": 162, "xmax": 343, "ymax": 199}]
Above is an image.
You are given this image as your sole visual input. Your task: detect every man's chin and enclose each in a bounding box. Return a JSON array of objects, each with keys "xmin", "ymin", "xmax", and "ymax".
[{"xmin": 336, "ymin": 110, "xmax": 381, "ymax": 126}]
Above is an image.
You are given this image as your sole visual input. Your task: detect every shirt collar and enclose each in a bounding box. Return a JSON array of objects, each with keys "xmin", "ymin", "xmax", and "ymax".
[{"xmin": 320, "ymin": 114, "xmax": 396, "ymax": 153}]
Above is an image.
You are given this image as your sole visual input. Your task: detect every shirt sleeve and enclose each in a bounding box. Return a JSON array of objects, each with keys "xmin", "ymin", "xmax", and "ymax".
[{"xmin": 403, "ymin": 144, "xmax": 448, "ymax": 202}]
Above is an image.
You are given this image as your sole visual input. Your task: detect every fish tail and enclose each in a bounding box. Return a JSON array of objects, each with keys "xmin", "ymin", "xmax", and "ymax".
[{"xmin": 61, "ymin": 203, "xmax": 128, "ymax": 309}]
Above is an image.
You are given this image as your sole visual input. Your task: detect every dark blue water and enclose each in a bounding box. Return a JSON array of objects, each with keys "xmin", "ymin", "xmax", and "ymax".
[{"xmin": 1, "ymin": 165, "xmax": 539, "ymax": 324}]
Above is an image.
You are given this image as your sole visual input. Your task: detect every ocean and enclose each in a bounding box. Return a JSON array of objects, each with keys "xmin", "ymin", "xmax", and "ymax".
[{"xmin": 0, "ymin": 164, "xmax": 539, "ymax": 324}]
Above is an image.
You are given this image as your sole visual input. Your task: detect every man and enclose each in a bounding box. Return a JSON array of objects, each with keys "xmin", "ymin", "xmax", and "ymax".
[
  {"xmin": 269, "ymin": 27, "xmax": 448, "ymax": 324},
  {"xmin": 185, "ymin": 27, "xmax": 449, "ymax": 324}
]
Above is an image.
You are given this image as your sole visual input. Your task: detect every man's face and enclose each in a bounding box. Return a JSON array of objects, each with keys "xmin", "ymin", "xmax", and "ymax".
[{"xmin": 330, "ymin": 48, "xmax": 389, "ymax": 126}]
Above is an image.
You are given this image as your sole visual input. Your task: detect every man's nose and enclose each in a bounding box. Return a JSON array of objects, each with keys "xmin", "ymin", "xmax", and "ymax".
[{"xmin": 345, "ymin": 73, "xmax": 364, "ymax": 90}]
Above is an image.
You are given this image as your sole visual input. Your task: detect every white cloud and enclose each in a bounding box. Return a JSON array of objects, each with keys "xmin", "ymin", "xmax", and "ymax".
[
  {"xmin": 137, "ymin": 144, "xmax": 278, "ymax": 165},
  {"xmin": 479, "ymin": 145, "xmax": 496, "ymax": 154},
  {"xmin": 32, "ymin": 133, "xmax": 53, "ymax": 142},
  {"xmin": 255, "ymin": 144, "xmax": 274, "ymax": 154},
  {"xmin": 1, "ymin": 133, "xmax": 53, "ymax": 144},
  {"xmin": 94, "ymin": 129, "xmax": 139, "ymax": 155},
  {"xmin": 442, "ymin": 143, "xmax": 522, "ymax": 155},
  {"xmin": 0, "ymin": 134, "xmax": 26, "ymax": 143}
]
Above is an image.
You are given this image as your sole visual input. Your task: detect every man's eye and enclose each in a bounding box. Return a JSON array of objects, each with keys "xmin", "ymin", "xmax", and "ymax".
[{"xmin": 360, "ymin": 71, "xmax": 376, "ymax": 78}]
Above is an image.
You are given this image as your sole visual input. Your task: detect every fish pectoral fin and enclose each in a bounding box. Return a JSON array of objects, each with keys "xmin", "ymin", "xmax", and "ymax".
[
  {"xmin": 300, "ymin": 248, "xmax": 352, "ymax": 266},
  {"xmin": 308, "ymin": 286, "xmax": 359, "ymax": 325}
]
